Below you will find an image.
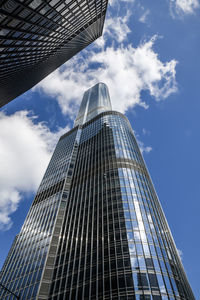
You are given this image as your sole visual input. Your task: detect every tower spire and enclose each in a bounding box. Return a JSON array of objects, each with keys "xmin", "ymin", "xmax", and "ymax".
[{"xmin": 74, "ymin": 82, "xmax": 112, "ymax": 126}]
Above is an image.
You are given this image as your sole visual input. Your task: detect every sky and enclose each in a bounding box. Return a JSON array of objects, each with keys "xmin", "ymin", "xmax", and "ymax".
[{"xmin": 0, "ymin": 0, "xmax": 200, "ymax": 298}]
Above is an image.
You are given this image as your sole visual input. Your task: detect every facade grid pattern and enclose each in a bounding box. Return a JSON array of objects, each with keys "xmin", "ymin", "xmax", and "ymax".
[
  {"xmin": 0, "ymin": 128, "xmax": 78, "ymax": 299},
  {"xmin": 0, "ymin": 0, "xmax": 108, "ymax": 107},
  {"xmin": 46, "ymin": 112, "xmax": 194, "ymax": 300}
]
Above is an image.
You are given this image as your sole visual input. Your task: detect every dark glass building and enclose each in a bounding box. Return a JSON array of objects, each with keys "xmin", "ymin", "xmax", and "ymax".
[
  {"xmin": 0, "ymin": 83, "xmax": 195, "ymax": 300},
  {"xmin": 0, "ymin": 0, "xmax": 108, "ymax": 108}
]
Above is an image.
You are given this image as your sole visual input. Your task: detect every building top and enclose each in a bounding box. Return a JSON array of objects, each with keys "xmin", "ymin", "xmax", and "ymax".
[{"xmin": 74, "ymin": 82, "xmax": 112, "ymax": 126}]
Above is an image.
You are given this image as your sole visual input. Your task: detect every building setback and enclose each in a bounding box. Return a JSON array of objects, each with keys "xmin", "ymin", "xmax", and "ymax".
[
  {"xmin": 0, "ymin": 83, "xmax": 195, "ymax": 300},
  {"xmin": 0, "ymin": 0, "xmax": 108, "ymax": 108}
]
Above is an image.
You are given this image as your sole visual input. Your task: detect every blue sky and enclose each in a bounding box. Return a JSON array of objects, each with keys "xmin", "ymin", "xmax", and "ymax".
[{"xmin": 0, "ymin": 0, "xmax": 200, "ymax": 298}]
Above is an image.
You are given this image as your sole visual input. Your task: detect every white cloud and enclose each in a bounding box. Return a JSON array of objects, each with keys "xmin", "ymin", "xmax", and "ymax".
[
  {"xmin": 135, "ymin": 132, "xmax": 152, "ymax": 154},
  {"xmin": 36, "ymin": 36, "xmax": 177, "ymax": 117},
  {"xmin": 139, "ymin": 9, "xmax": 150, "ymax": 23},
  {"xmin": 170, "ymin": 0, "xmax": 199, "ymax": 16},
  {"xmin": 103, "ymin": 12, "xmax": 131, "ymax": 43},
  {"xmin": 139, "ymin": 141, "xmax": 152, "ymax": 154},
  {"xmin": 0, "ymin": 111, "xmax": 69, "ymax": 230},
  {"xmin": 142, "ymin": 128, "xmax": 151, "ymax": 136},
  {"xmin": 177, "ymin": 248, "xmax": 183, "ymax": 260},
  {"xmin": 109, "ymin": 0, "xmax": 133, "ymax": 6}
]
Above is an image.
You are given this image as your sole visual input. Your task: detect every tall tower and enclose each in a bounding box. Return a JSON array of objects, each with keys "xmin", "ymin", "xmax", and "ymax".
[
  {"xmin": 0, "ymin": 0, "xmax": 108, "ymax": 108},
  {"xmin": 0, "ymin": 83, "xmax": 195, "ymax": 300}
]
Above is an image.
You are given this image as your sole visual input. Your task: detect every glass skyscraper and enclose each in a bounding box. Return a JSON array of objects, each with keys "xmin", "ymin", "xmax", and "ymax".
[
  {"xmin": 0, "ymin": 83, "xmax": 195, "ymax": 300},
  {"xmin": 0, "ymin": 0, "xmax": 108, "ymax": 108}
]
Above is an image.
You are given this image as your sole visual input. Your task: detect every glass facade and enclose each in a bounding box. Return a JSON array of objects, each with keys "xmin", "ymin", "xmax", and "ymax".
[
  {"xmin": 0, "ymin": 0, "xmax": 108, "ymax": 107},
  {"xmin": 0, "ymin": 83, "xmax": 195, "ymax": 300}
]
